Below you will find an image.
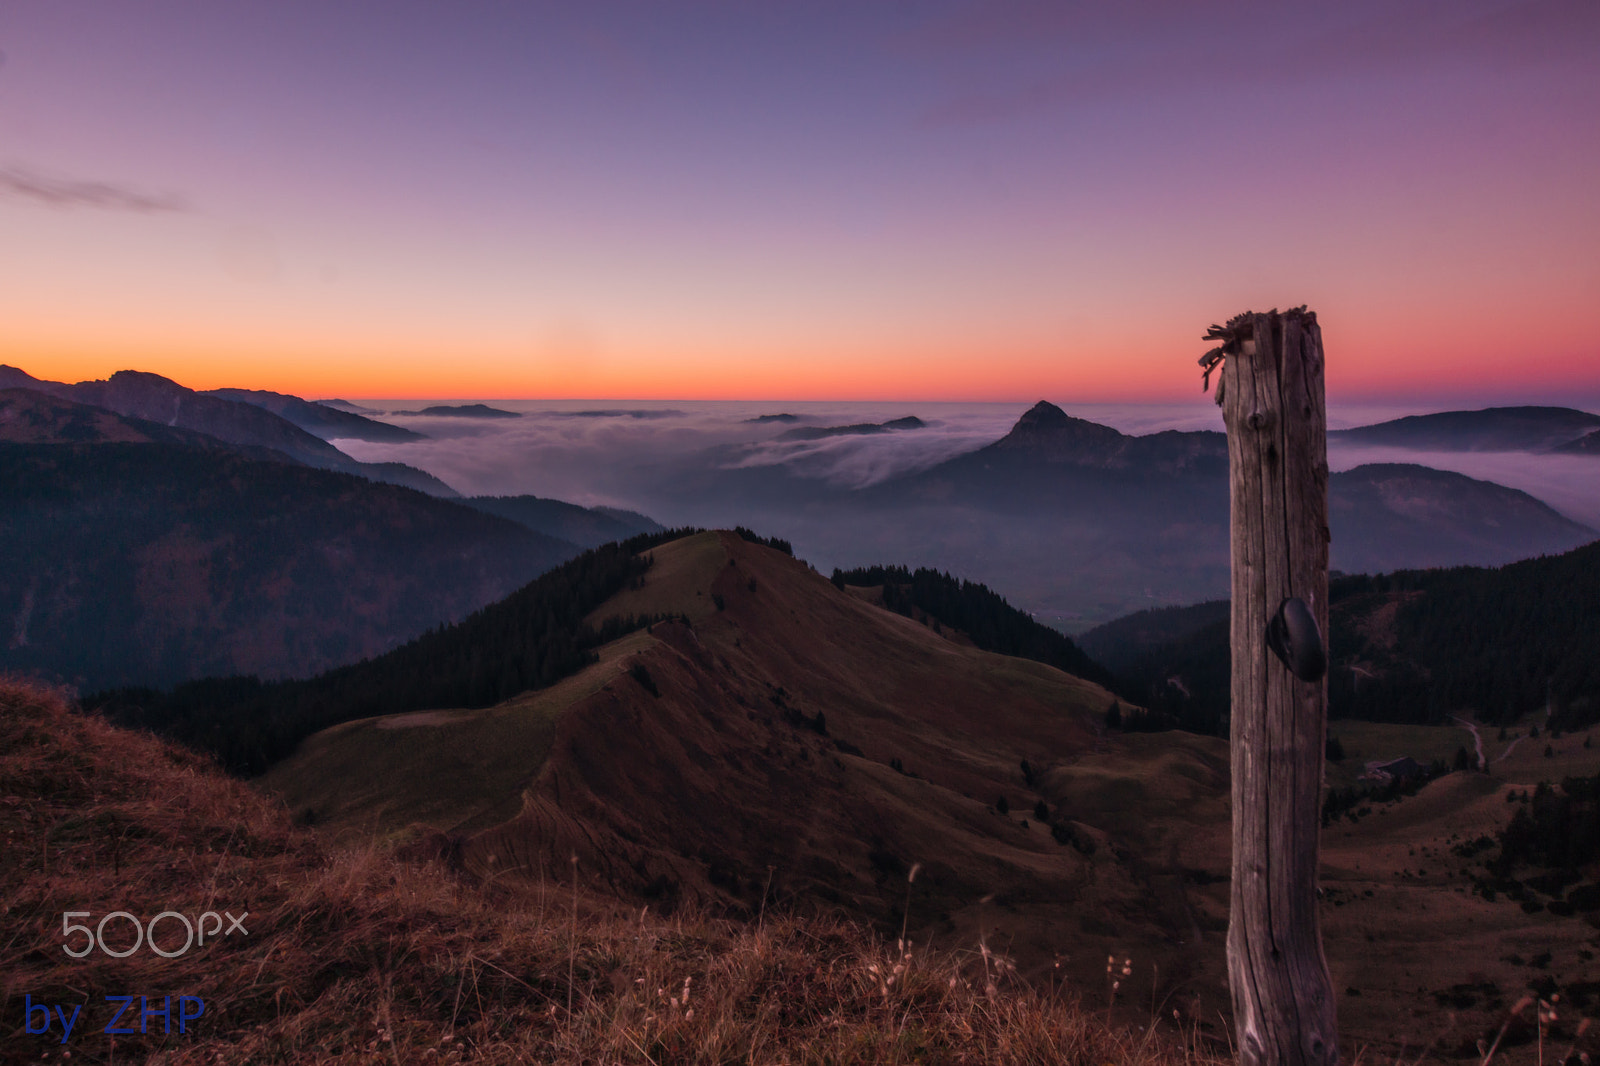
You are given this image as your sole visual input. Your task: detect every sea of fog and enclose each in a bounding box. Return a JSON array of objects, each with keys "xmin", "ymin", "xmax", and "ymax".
[{"xmin": 333, "ymin": 398, "xmax": 1600, "ymax": 533}]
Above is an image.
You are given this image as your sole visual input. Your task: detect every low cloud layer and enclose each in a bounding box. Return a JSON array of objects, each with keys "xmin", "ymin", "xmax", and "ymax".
[
  {"xmin": 337, "ymin": 402, "xmax": 1023, "ymax": 507},
  {"xmin": 333, "ymin": 399, "xmax": 1600, "ymax": 540}
]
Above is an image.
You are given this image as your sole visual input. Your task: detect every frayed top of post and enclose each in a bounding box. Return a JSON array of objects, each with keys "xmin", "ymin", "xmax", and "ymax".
[{"xmin": 1198, "ymin": 306, "xmax": 1315, "ymax": 406}]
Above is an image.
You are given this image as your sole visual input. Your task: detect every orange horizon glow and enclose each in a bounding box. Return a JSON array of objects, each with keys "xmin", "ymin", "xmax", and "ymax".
[{"xmin": 7, "ymin": 315, "xmax": 1598, "ymax": 406}]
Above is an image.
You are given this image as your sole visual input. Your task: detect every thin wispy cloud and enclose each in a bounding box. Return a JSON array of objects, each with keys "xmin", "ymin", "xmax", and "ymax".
[{"xmin": 0, "ymin": 166, "xmax": 186, "ymax": 213}]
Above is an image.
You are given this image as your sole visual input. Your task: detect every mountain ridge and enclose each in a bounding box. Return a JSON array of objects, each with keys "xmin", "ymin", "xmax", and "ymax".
[
  {"xmin": 1330, "ymin": 405, "xmax": 1600, "ymax": 453},
  {"xmin": 205, "ymin": 387, "xmax": 425, "ymax": 443},
  {"xmin": 0, "ymin": 365, "xmax": 454, "ymax": 495}
]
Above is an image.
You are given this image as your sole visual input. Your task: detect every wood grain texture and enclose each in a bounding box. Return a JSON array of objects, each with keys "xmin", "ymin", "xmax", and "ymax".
[{"xmin": 1221, "ymin": 310, "xmax": 1338, "ymax": 1066}]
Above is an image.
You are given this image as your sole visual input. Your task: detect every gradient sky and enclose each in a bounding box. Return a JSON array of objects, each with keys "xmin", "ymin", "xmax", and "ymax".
[{"xmin": 2, "ymin": 1, "xmax": 1597, "ymax": 402}]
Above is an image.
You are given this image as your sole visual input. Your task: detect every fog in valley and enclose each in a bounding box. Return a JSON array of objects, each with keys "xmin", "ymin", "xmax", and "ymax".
[{"xmin": 335, "ymin": 399, "xmax": 1600, "ymax": 631}]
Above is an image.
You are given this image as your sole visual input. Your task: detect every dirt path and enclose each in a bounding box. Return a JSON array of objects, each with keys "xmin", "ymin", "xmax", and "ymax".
[{"xmin": 1450, "ymin": 715, "xmax": 1486, "ymax": 770}]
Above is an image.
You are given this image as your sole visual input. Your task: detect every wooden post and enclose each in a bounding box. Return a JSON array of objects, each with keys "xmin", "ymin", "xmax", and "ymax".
[{"xmin": 1204, "ymin": 308, "xmax": 1338, "ymax": 1066}]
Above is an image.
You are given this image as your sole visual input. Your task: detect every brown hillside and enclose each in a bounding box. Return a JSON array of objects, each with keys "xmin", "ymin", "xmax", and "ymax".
[
  {"xmin": 1, "ymin": 679, "xmax": 1221, "ymax": 1065},
  {"xmin": 265, "ymin": 531, "xmax": 1600, "ymax": 1062},
  {"xmin": 470, "ymin": 531, "xmax": 1116, "ymax": 903},
  {"xmin": 269, "ymin": 531, "xmax": 1219, "ymax": 1017}
]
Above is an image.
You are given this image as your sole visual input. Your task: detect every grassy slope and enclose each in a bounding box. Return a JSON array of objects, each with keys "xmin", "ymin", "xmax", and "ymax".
[
  {"xmin": 260, "ymin": 532, "xmax": 731, "ymax": 841},
  {"xmin": 265, "ymin": 532, "xmax": 1180, "ymax": 1002},
  {"xmin": 1, "ymin": 679, "xmax": 1222, "ymax": 1066},
  {"xmin": 259, "ymin": 630, "xmax": 658, "ymax": 842},
  {"xmin": 254, "ymin": 531, "xmax": 1600, "ymax": 1062}
]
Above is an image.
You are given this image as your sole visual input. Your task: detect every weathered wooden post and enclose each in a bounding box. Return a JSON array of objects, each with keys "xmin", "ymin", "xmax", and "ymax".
[{"xmin": 1201, "ymin": 308, "xmax": 1338, "ymax": 1066}]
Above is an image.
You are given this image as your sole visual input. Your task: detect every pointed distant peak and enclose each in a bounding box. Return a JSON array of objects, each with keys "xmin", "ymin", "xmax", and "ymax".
[
  {"xmin": 1004, "ymin": 401, "xmax": 1122, "ymax": 441},
  {"xmin": 1017, "ymin": 400, "xmax": 1071, "ymax": 429},
  {"xmin": 985, "ymin": 400, "xmax": 1127, "ymax": 462}
]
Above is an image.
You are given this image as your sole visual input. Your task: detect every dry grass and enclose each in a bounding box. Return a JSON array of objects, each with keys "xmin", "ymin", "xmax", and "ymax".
[{"xmin": 2, "ymin": 679, "xmax": 1228, "ymax": 1065}]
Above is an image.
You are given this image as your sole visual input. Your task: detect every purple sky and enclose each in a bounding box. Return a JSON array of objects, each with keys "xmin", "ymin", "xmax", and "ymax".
[{"xmin": 3, "ymin": 1, "xmax": 1597, "ymax": 402}]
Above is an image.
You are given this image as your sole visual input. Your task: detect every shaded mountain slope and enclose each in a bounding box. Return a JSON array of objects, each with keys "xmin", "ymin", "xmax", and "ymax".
[
  {"xmin": 1330, "ymin": 405, "xmax": 1600, "ymax": 452},
  {"xmin": 1075, "ymin": 598, "xmax": 1231, "ymax": 677},
  {"xmin": 206, "ymin": 386, "xmax": 424, "ymax": 442},
  {"xmin": 1328, "ymin": 463, "xmax": 1593, "ymax": 572},
  {"xmin": 1554, "ymin": 428, "xmax": 1600, "ymax": 455},
  {"xmin": 461, "ymin": 493, "xmax": 663, "ymax": 547},
  {"xmin": 1082, "ymin": 536, "xmax": 1600, "ymax": 735},
  {"xmin": 830, "ymin": 563, "xmax": 1115, "ymax": 689},
  {"xmin": 0, "ymin": 441, "xmax": 577, "ymax": 690},
  {"xmin": 2, "ymin": 387, "xmax": 280, "ymax": 458},
  {"xmin": 0, "ymin": 365, "xmax": 453, "ymax": 495}
]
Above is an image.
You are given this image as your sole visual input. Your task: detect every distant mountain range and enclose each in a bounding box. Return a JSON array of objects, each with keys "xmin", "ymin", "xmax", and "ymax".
[
  {"xmin": 744, "ymin": 412, "xmax": 802, "ymax": 424},
  {"xmin": 207, "ymin": 387, "xmax": 425, "ymax": 443},
  {"xmin": 675, "ymin": 401, "xmax": 1592, "ymax": 628},
  {"xmin": 392, "ymin": 403, "xmax": 521, "ymax": 418},
  {"xmin": 5, "ymin": 370, "xmax": 1593, "ymax": 685},
  {"xmin": 777, "ymin": 416, "xmax": 926, "ymax": 440},
  {"xmin": 0, "ymin": 366, "xmax": 452, "ymax": 495},
  {"xmin": 314, "ymin": 398, "xmax": 384, "ymax": 415},
  {"xmin": 0, "ymin": 385, "xmax": 661, "ymax": 690},
  {"xmin": 1330, "ymin": 405, "xmax": 1600, "ymax": 453}
]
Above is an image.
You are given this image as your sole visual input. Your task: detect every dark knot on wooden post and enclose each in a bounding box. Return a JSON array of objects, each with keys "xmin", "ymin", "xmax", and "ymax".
[{"xmin": 1267, "ymin": 597, "xmax": 1327, "ymax": 683}]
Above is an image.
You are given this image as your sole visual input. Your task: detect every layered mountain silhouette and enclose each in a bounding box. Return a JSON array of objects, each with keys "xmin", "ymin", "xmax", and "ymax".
[
  {"xmin": 679, "ymin": 401, "xmax": 1591, "ymax": 628},
  {"xmin": 206, "ymin": 387, "xmax": 424, "ymax": 442},
  {"xmin": 0, "ymin": 365, "xmax": 451, "ymax": 495},
  {"xmin": 776, "ymin": 415, "xmax": 926, "ymax": 440},
  {"xmin": 1330, "ymin": 405, "xmax": 1600, "ymax": 453},
  {"xmin": 392, "ymin": 403, "xmax": 521, "ymax": 418},
  {"xmin": 460, "ymin": 494, "xmax": 664, "ymax": 548},
  {"xmin": 2, "ymin": 386, "xmax": 278, "ymax": 454},
  {"xmin": 0, "ymin": 389, "xmax": 661, "ymax": 689}
]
